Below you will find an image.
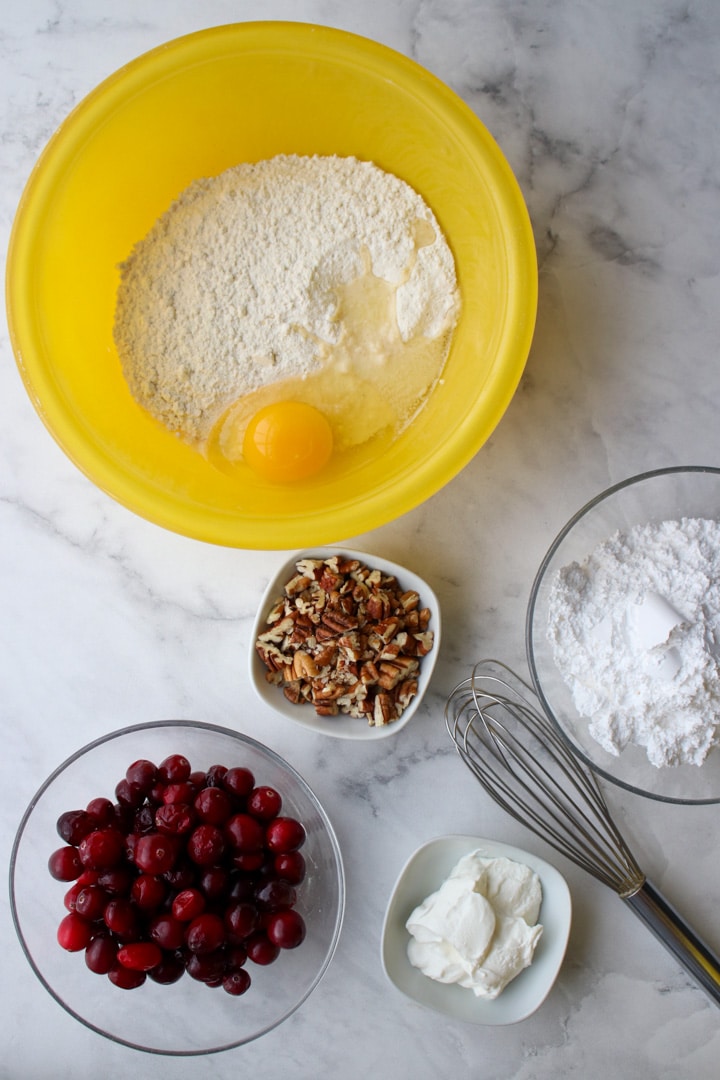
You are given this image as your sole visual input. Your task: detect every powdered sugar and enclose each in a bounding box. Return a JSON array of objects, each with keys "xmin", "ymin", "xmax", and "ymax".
[
  {"xmin": 546, "ymin": 517, "xmax": 720, "ymax": 768},
  {"xmin": 114, "ymin": 155, "xmax": 459, "ymax": 445}
]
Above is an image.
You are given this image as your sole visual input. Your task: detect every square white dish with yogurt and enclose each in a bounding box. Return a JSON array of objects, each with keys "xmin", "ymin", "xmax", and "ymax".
[{"xmin": 381, "ymin": 835, "xmax": 571, "ymax": 1026}]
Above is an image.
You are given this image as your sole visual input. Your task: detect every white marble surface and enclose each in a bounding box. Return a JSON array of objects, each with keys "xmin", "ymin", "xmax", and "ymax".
[{"xmin": 2, "ymin": 0, "xmax": 720, "ymax": 1076}]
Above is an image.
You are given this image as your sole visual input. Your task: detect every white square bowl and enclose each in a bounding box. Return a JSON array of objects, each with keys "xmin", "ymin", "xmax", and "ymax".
[
  {"xmin": 249, "ymin": 547, "xmax": 441, "ymax": 740},
  {"xmin": 381, "ymin": 835, "xmax": 571, "ymax": 1025}
]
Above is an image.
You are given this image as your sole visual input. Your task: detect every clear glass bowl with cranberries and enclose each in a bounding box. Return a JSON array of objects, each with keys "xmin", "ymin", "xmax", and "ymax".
[{"xmin": 10, "ymin": 721, "xmax": 345, "ymax": 1055}]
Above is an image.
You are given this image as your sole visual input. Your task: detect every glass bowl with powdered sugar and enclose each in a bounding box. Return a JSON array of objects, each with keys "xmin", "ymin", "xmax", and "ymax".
[{"xmin": 526, "ymin": 466, "xmax": 720, "ymax": 804}]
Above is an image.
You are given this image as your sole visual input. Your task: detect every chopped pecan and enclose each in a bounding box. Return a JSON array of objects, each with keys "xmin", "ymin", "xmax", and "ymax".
[
  {"xmin": 258, "ymin": 616, "xmax": 295, "ymax": 644},
  {"xmin": 375, "ymin": 616, "xmax": 401, "ymax": 643},
  {"xmin": 314, "ymin": 702, "xmax": 339, "ymax": 716},
  {"xmin": 360, "ymin": 660, "xmax": 381, "ymax": 685},
  {"xmin": 313, "ymin": 643, "xmax": 339, "ymax": 668},
  {"xmin": 283, "ymin": 682, "xmax": 303, "ymax": 704},
  {"xmin": 312, "ymin": 681, "xmax": 348, "ymax": 702},
  {"xmin": 292, "ymin": 650, "xmax": 321, "ymax": 680},
  {"xmin": 395, "ymin": 678, "xmax": 418, "ymax": 708},
  {"xmin": 399, "ymin": 589, "xmax": 420, "ymax": 612},
  {"xmin": 321, "ymin": 609, "xmax": 359, "ymax": 633},
  {"xmin": 254, "ymin": 554, "xmax": 434, "ymax": 728},
  {"xmin": 337, "ymin": 632, "xmax": 363, "ymax": 661},
  {"xmin": 366, "ymin": 592, "xmax": 392, "ymax": 621},
  {"xmin": 414, "ymin": 631, "xmax": 434, "ymax": 656},
  {"xmin": 284, "ymin": 572, "xmax": 314, "ymax": 597},
  {"xmin": 372, "ymin": 692, "xmax": 397, "ymax": 726}
]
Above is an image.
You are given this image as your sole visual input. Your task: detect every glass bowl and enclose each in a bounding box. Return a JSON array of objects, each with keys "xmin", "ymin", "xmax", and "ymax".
[
  {"xmin": 9, "ymin": 721, "xmax": 345, "ymax": 1055},
  {"xmin": 381, "ymin": 835, "xmax": 571, "ymax": 1025},
  {"xmin": 249, "ymin": 548, "xmax": 441, "ymax": 740},
  {"xmin": 6, "ymin": 22, "xmax": 536, "ymax": 549},
  {"xmin": 526, "ymin": 466, "xmax": 720, "ymax": 803}
]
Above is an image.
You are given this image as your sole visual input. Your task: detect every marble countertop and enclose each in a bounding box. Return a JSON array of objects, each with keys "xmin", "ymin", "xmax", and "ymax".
[{"xmin": 2, "ymin": 1, "xmax": 720, "ymax": 1076}]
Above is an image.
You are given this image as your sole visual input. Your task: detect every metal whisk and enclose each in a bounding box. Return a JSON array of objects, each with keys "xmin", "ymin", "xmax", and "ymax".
[{"xmin": 445, "ymin": 660, "xmax": 720, "ymax": 1006}]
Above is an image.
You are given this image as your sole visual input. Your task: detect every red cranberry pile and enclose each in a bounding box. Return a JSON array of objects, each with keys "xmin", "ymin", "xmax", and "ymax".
[{"xmin": 48, "ymin": 754, "xmax": 308, "ymax": 996}]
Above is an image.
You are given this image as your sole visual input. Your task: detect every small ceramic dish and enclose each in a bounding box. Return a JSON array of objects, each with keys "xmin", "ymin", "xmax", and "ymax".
[
  {"xmin": 249, "ymin": 547, "xmax": 441, "ymax": 740},
  {"xmin": 381, "ymin": 835, "xmax": 571, "ymax": 1025}
]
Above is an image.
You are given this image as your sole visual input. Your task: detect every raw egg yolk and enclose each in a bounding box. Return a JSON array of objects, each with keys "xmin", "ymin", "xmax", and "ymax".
[{"xmin": 242, "ymin": 401, "xmax": 334, "ymax": 483}]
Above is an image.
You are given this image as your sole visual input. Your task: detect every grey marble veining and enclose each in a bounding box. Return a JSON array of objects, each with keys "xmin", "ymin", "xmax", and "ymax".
[{"xmin": 3, "ymin": 1, "xmax": 720, "ymax": 1077}]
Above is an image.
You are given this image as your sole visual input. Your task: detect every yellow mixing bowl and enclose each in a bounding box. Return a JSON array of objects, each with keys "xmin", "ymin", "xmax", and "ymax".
[{"xmin": 6, "ymin": 22, "xmax": 537, "ymax": 549}]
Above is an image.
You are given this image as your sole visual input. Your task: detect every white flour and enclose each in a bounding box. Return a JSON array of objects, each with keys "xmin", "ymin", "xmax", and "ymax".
[
  {"xmin": 114, "ymin": 155, "xmax": 459, "ymax": 446},
  {"xmin": 546, "ymin": 517, "xmax": 720, "ymax": 767}
]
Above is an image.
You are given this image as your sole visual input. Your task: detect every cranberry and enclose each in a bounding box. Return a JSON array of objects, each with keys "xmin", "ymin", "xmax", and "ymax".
[
  {"xmin": 172, "ymin": 887, "xmax": 206, "ymax": 921},
  {"xmin": 228, "ymin": 874, "xmax": 258, "ymax": 903},
  {"xmin": 125, "ymin": 758, "xmax": 158, "ymax": 793},
  {"xmin": 189, "ymin": 769, "xmax": 207, "ymax": 787},
  {"xmin": 64, "ymin": 881, "xmax": 86, "ymax": 912},
  {"xmin": 199, "ymin": 866, "xmax": 229, "ymax": 900},
  {"xmin": 57, "ymin": 913, "xmax": 93, "ymax": 952},
  {"xmin": 265, "ymin": 817, "xmax": 306, "ymax": 854},
  {"xmin": 133, "ymin": 832, "xmax": 179, "ymax": 874},
  {"xmin": 223, "ymin": 766, "xmax": 255, "ymax": 799},
  {"xmin": 85, "ymin": 933, "xmax": 118, "ymax": 974},
  {"xmin": 74, "ymin": 885, "xmax": 108, "ymax": 921},
  {"xmin": 155, "ymin": 802, "xmax": 196, "ymax": 835},
  {"xmin": 117, "ymin": 941, "xmax": 162, "ymax": 972},
  {"xmin": 223, "ymin": 969, "xmax": 251, "ymax": 996},
  {"xmin": 225, "ymin": 813, "xmax": 264, "ymax": 853},
  {"xmin": 130, "ymin": 874, "xmax": 166, "ymax": 911},
  {"xmin": 232, "ymin": 851, "xmax": 265, "ymax": 872},
  {"xmin": 158, "ymin": 754, "xmax": 191, "ymax": 784},
  {"xmin": 273, "ymin": 851, "xmax": 306, "ymax": 884},
  {"xmin": 163, "ymin": 861, "xmax": 196, "ymax": 890},
  {"xmin": 56, "ymin": 809, "xmax": 95, "ymax": 846},
  {"xmin": 78, "ymin": 828, "xmax": 125, "ymax": 870},
  {"xmin": 97, "ymin": 866, "xmax": 134, "ymax": 896},
  {"xmin": 132, "ymin": 804, "xmax": 156, "ymax": 834},
  {"xmin": 124, "ymin": 832, "xmax": 140, "ymax": 861},
  {"xmin": 224, "ymin": 901, "xmax": 259, "ymax": 942},
  {"xmin": 149, "ymin": 913, "xmax": 186, "ymax": 951},
  {"xmin": 104, "ymin": 898, "xmax": 140, "ymax": 940},
  {"xmin": 48, "ymin": 846, "xmax": 83, "ymax": 882},
  {"xmin": 267, "ymin": 909, "xmax": 306, "ymax": 949},
  {"xmin": 85, "ymin": 797, "xmax": 115, "ymax": 827},
  {"xmin": 245, "ymin": 930, "xmax": 280, "ymax": 966},
  {"xmin": 149, "ymin": 953, "xmax": 185, "ymax": 985},
  {"xmin": 162, "ymin": 781, "xmax": 196, "ymax": 806},
  {"xmin": 194, "ymin": 786, "xmax": 233, "ymax": 825},
  {"xmin": 185, "ymin": 913, "xmax": 225, "ymax": 954},
  {"xmin": 247, "ymin": 786, "xmax": 282, "ymax": 820},
  {"xmin": 148, "ymin": 781, "xmax": 167, "ymax": 804},
  {"xmin": 255, "ymin": 879, "xmax": 296, "ymax": 912},
  {"xmin": 187, "ymin": 824, "xmax": 225, "ymax": 866},
  {"xmin": 108, "ymin": 964, "xmax": 146, "ymax": 989},
  {"xmin": 205, "ymin": 764, "xmax": 228, "ymax": 788},
  {"xmin": 225, "ymin": 944, "xmax": 248, "ymax": 970},
  {"xmin": 77, "ymin": 869, "xmax": 100, "ymax": 886},
  {"xmin": 112, "ymin": 803, "xmax": 134, "ymax": 832},
  {"xmin": 185, "ymin": 950, "xmax": 227, "ymax": 983},
  {"xmin": 114, "ymin": 778, "xmax": 144, "ymax": 809}
]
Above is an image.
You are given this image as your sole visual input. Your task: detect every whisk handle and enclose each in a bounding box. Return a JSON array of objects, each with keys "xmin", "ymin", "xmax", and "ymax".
[{"xmin": 624, "ymin": 880, "xmax": 720, "ymax": 1006}]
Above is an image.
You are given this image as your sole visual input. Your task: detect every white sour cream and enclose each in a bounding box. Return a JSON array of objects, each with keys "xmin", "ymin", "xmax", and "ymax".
[{"xmin": 405, "ymin": 851, "xmax": 543, "ymax": 999}]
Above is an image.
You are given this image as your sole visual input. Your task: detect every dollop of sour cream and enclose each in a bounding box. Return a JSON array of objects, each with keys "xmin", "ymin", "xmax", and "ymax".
[{"xmin": 405, "ymin": 851, "xmax": 543, "ymax": 999}]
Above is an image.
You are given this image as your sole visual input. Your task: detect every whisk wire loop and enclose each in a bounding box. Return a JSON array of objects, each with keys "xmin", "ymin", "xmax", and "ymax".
[{"xmin": 445, "ymin": 662, "xmax": 645, "ymax": 896}]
